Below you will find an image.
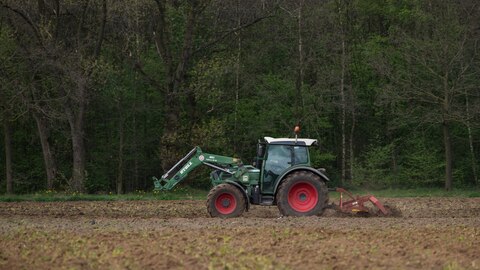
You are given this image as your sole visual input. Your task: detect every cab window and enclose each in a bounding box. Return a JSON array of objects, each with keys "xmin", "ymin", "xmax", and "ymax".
[
  {"xmin": 293, "ymin": 146, "xmax": 308, "ymax": 164},
  {"xmin": 262, "ymin": 145, "xmax": 309, "ymax": 193}
]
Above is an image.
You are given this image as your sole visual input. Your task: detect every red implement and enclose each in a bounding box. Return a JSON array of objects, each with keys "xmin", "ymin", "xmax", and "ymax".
[{"xmin": 335, "ymin": 188, "xmax": 389, "ymax": 215}]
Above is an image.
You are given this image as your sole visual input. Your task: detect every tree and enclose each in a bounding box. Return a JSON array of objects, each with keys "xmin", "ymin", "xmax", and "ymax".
[
  {"xmin": 369, "ymin": 1, "xmax": 480, "ymax": 190},
  {"xmin": 2, "ymin": 119, "xmax": 13, "ymax": 194},
  {"xmin": 0, "ymin": 24, "xmax": 18, "ymax": 194},
  {"xmin": 2, "ymin": 0, "xmax": 108, "ymax": 192}
]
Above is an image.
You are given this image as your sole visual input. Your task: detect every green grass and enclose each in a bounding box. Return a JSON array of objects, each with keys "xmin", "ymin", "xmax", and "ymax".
[
  {"xmin": 0, "ymin": 187, "xmax": 478, "ymax": 202},
  {"xmin": 329, "ymin": 187, "xmax": 480, "ymax": 198},
  {"xmin": 0, "ymin": 186, "xmax": 209, "ymax": 202}
]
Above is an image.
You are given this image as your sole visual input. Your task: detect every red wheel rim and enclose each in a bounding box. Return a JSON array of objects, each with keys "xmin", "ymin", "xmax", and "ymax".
[
  {"xmin": 215, "ymin": 193, "xmax": 236, "ymax": 215},
  {"xmin": 287, "ymin": 182, "xmax": 318, "ymax": 212}
]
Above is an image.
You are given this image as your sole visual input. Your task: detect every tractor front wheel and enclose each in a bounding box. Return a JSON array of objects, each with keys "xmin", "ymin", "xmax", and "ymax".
[
  {"xmin": 207, "ymin": 184, "xmax": 246, "ymax": 218},
  {"xmin": 276, "ymin": 171, "xmax": 328, "ymax": 216}
]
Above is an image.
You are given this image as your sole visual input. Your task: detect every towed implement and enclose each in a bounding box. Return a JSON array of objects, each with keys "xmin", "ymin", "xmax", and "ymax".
[
  {"xmin": 327, "ymin": 188, "xmax": 389, "ymax": 216},
  {"xmin": 154, "ymin": 131, "xmax": 390, "ymax": 218}
]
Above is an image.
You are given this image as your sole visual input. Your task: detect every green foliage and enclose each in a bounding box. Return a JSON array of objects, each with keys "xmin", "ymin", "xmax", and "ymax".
[
  {"xmin": 2, "ymin": 120, "xmax": 47, "ymax": 193},
  {"xmin": 243, "ymin": 74, "xmax": 296, "ymax": 137},
  {"xmin": 1, "ymin": 0, "xmax": 479, "ymax": 194},
  {"xmin": 398, "ymin": 136, "xmax": 444, "ymax": 187},
  {"xmin": 309, "ymin": 149, "xmax": 336, "ymax": 178},
  {"xmin": 353, "ymin": 143, "xmax": 396, "ymax": 188},
  {"xmin": 353, "ymin": 133, "xmax": 446, "ymax": 189}
]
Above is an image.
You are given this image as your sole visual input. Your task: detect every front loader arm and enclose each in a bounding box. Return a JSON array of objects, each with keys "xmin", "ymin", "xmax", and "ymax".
[{"xmin": 153, "ymin": 146, "xmax": 242, "ymax": 191}]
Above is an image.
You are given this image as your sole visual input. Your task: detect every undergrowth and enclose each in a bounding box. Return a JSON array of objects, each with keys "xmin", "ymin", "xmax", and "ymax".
[
  {"xmin": 0, "ymin": 186, "xmax": 478, "ymax": 202},
  {"xmin": 0, "ymin": 186, "xmax": 208, "ymax": 202}
]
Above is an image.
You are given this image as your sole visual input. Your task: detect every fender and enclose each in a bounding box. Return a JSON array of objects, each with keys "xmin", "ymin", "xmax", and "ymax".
[
  {"xmin": 224, "ymin": 180, "xmax": 250, "ymax": 211},
  {"xmin": 272, "ymin": 166, "xmax": 330, "ymax": 195}
]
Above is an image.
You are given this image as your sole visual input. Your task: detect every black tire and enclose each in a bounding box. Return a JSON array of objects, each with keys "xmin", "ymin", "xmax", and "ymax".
[
  {"xmin": 207, "ymin": 183, "xmax": 246, "ymax": 218},
  {"xmin": 276, "ymin": 171, "xmax": 328, "ymax": 216}
]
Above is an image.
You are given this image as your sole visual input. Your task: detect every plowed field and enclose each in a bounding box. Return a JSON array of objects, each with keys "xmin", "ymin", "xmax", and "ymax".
[{"xmin": 0, "ymin": 197, "xmax": 479, "ymax": 269}]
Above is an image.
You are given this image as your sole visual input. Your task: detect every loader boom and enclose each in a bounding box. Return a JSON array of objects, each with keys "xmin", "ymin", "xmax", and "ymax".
[{"xmin": 153, "ymin": 147, "xmax": 242, "ymax": 191}]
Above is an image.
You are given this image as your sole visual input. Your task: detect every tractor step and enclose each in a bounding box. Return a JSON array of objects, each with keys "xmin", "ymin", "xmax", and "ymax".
[{"xmin": 259, "ymin": 195, "xmax": 274, "ymax": 206}]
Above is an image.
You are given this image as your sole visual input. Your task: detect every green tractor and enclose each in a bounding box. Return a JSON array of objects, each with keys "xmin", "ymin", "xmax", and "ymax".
[{"xmin": 154, "ymin": 135, "xmax": 330, "ymax": 218}]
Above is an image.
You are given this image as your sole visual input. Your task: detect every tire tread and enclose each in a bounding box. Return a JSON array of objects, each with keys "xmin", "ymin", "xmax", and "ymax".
[
  {"xmin": 276, "ymin": 171, "xmax": 328, "ymax": 216},
  {"xmin": 206, "ymin": 183, "xmax": 246, "ymax": 218}
]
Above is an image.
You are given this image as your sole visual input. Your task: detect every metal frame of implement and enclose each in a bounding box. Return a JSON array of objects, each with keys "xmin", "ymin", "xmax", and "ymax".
[{"xmin": 330, "ymin": 187, "xmax": 389, "ymax": 215}]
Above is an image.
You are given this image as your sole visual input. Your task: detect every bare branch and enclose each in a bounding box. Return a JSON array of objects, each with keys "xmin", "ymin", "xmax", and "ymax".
[
  {"xmin": 94, "ymin": 0, "xmax": 107, "ymax": 58},
  {"xmin": 191, "ymin": 15, "xmax": 273, "ymax": 57},
  {"xmin": 1, "ymin": 4, "xmax": 43, "ymax": 47}
]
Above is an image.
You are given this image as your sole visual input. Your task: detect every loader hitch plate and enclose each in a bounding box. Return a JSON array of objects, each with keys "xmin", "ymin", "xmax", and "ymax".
[{"xmin": 153, "ymin": 176, "xmax": 168, "ymax": 191}]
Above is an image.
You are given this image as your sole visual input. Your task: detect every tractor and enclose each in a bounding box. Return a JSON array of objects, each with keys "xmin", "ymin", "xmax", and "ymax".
[{"xmin": 154, "ymin": 130, "xmax": 389, "ymax": 218}]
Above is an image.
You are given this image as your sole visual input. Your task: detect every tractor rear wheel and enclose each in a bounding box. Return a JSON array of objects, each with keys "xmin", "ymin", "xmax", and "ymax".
[
  {"xmin": 207, "ymin": 183, "xmax": 246, "ymax": 218},
  {"xmin": 276, "ymin": 171, "xmax": 328, "ymax": 216}
]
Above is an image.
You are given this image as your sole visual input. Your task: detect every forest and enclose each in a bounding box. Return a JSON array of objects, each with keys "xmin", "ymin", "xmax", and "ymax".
[{"xmin": 0, "ymin": 0, "xmax": 479, "ymax": 194}]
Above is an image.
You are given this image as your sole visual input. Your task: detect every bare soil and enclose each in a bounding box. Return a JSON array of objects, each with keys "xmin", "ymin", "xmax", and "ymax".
[{"xmin": 0, "ymin": 197, "xmax": 479, "ymax": 269}]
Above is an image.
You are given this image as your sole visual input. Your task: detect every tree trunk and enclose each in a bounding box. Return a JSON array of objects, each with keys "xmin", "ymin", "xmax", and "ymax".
[
  {"xmin": 33, "ymin": 113, "xmax": 57, "ymax": 189},
  {"xmin": 466, "ymin": 123, "xmax": 478, "ymax": 185},
  {"xmin": 443, "ymin": 74, "xmax": 453, "ymax": 191},
  {"xmin": 156, "ymin": 2, "xmax": 198, "ymax": 171},
  {"xmin": 339, "ymin": 37, "xmax": 346, "ymax": 186},
  {"xmin": 64, "ymin": 81, "xmax": 87, "ymax": 193},
  {"xmin": 443, "ymin": 119, "xmax": 453, "ymax": 191},
  {"xmin": 70, "ymin": 125, "xmax": 86, "ymax": 192},
  {"xmin": 465, "ymin": 89, "xmax": 478, "ymax": 185},
  {"xmin": 295, "ymin": 0, "xmax": 305, "ymax": 122},
  {"xmin": 160, "ymin": 95, "xmax": 181, "ymax": 171},
  {"xmin": 4, "ymin": 121, "xmax": 13, "ymax": 194},
  {"xmin": 116, "ymin": 116, "xmax": 125, "ymax": 195},
  {"xmin": 64, "ymin": 0, "xmax": 105, "ymax": 193},
  {"xmin": 133, "ymin": 90, "xmax": 139, "ymax": 191},
  {"xmin": 336, "ymin": 0, "xmax": 347, "ymax": 186},
  {"xmin": 94, "ymin": 0, "xmax": 107, "ymax": 58},
  {"xmin": 348, "ymin": 87, "xmax": 355, "ymax": 183},
  {"xmin": 233, "ymin": 0, "xmax": 241, "ymax": 154}
]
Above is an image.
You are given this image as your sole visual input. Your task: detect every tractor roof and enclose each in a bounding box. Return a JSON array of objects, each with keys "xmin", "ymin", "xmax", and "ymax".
[{"xmin": 264, "ymin": 137, "xmax": 317, "ymax": 146}]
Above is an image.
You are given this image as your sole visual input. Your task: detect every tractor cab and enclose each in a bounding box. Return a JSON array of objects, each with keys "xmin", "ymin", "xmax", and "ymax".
[{"xmin": 255, "ymin": 137, "xmax": 318, "ymax": 194}]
